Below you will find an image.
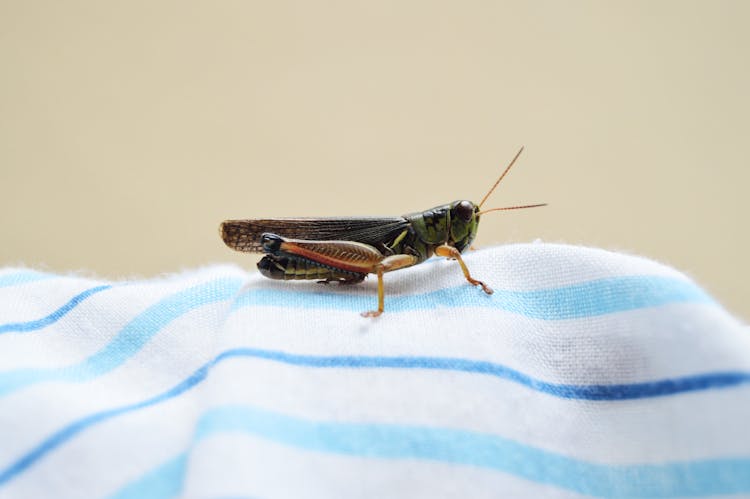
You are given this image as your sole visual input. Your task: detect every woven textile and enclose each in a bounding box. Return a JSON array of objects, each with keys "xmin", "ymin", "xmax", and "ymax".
[{"xmin": 0, "ymin": 244, "xmax": 748, "ymax": 498}]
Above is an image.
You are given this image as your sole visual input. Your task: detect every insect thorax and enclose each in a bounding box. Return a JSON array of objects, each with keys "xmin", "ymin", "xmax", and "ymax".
[{"xmin": 403, "ymin": 202, "xmax": 479, "ymax": 255}]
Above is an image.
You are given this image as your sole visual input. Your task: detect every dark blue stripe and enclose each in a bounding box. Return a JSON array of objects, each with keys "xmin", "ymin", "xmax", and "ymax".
[
  {"xmin": 3, "ymin": 347, "xmax": 748, "ymax": 487},
  {"xmin": 213, "ymin": 349, "xmax": 750, "ymax": 401},
  {"xmin": 0, "ymin": 285, "xmax": 112, "ymax": 334}
]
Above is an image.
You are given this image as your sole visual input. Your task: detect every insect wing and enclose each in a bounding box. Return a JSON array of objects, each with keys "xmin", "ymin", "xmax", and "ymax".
[{"xmin": 220, "ymin": 217, "xmax": 410, "ymax": 253}]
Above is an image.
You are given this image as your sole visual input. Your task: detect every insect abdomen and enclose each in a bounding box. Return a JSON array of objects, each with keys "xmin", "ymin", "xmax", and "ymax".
[{"xmin": 257, "ymin": 256, "xmax": 366, "ymax": 282}]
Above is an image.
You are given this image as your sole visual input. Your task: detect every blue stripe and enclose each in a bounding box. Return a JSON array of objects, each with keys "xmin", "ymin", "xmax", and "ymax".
[
  {"xmin": 0, "ymin": 277, "xmax": 243, "ymax": 397},
  {"xmin": 115, "ymin": 405, "xmax": 750, "ymax": 498},
  {"xmin": 3, "ymin": 347, "xmax": 748, "ymax": 487},
  {"xmin": 232, "ymin": 275, "xmax": 714, "ymax": 318},
  {"xmin": 211, "ymin": 348, "xmax": 750, "ymax": 401},
  {"xmin": 0, "ymin": 271, "xmax": 51, "ymax": 288},
  {"xmin": 0, "ymin": 285, "xmax": 112, "ymax": 334},
  {"xmin": 108, "ymin": 454, "xmax": 186, "ymax": 499}
]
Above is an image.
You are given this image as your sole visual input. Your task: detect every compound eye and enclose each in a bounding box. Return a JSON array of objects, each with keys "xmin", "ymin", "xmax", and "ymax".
[{"xmin": 455, "ymin": 201, "xmax": 475, "ymax": 222}]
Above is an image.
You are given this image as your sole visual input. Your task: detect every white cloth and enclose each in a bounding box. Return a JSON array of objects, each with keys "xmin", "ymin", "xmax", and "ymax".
[{"xmin": 0, "ymin": 244, "xmax": 748, "ymax": 498}]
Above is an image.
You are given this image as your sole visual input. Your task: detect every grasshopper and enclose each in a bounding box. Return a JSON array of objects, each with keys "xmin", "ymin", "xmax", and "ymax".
[{"xmin": 220, "ymin": 147, "xmax": 545, "ymax": 317}]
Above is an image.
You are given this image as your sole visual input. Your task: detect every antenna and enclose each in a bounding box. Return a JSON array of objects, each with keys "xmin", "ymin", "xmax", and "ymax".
[
  {"xmin": 477, "ymin": 203, "xmax": 547, "ymax": 216},
  {"xmin": 478, "ymin": 146, "xmax": 525, "ymax": 209}
]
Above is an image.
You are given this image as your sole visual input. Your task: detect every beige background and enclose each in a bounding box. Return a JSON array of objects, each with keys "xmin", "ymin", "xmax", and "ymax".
[{"xmin": 1, "ymin": 1, "xmax": 748, "ymax": 320}]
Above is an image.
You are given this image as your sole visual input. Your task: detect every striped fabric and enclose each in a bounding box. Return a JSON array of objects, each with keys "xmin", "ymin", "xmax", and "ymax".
[{"xmin": 0, "ymin": 244, "xmax": 748, "ymax": 498}]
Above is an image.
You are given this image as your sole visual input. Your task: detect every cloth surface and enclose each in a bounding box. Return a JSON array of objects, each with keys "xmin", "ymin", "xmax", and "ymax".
[{"xmin": 0, "ymin": 243, "xmax": 748, "ymax": 499}]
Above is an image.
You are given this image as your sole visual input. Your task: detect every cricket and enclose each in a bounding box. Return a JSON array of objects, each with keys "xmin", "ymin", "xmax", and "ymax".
[{"xmin": 220, "ymin": 147, "xmax": 545, "ymax": 317}]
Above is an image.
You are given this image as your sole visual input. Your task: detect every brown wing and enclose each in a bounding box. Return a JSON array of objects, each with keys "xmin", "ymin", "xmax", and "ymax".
[{"xmin": 220, "ymin": 217, "xmax": 410, "ymax": 253}]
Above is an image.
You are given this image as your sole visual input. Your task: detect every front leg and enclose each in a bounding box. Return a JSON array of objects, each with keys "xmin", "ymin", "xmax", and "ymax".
[{"xmin": 434, "ymin": 244, "xmax": 493, "ymax": 295}]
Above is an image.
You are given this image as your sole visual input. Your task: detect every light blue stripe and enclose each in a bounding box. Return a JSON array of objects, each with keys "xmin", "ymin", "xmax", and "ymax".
[
  {"xmin": 115, "ymin": 405, "xmax": 750, "ymax": 498},
  {"xmin": 108, "ymin": 454, "xmax": 187, "ymax": 499},
  {"xmin": 232, "ymin": 275, "xmax": 714, "ymax": 318},
  {"xmin": 0, "ymin": 285, "xmax": 112, "ymax": 334},
  {"xmin": 0, "ymin": 271, "xmax": 52, "ymax": 288},
  {"xmin": 0, "ymin": 277, "xmax": 243, "ymax": 397}
]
